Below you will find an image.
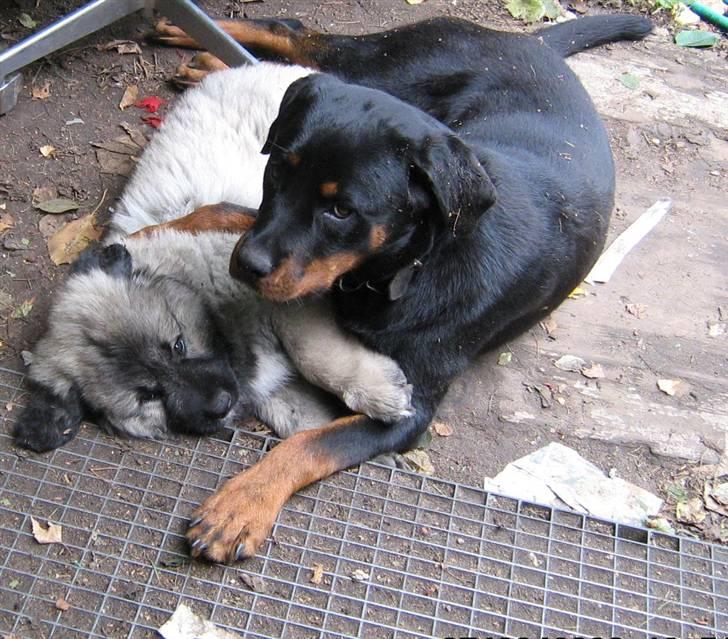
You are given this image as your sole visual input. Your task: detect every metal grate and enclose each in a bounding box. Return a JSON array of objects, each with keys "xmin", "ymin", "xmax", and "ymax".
[{"xmin": 1, "ymin": 364, "xmax": 726, "ymax": 638}]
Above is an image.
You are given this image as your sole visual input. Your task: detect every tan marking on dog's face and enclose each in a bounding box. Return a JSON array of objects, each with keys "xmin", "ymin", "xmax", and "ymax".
[
  {"xmin": 259, "ymin": 253, "xmax": 363, "ymax": 301},
  {"xmin": 286, "ymin": 152, "xmax": 301, "ymax": 167},
  {"xmin": 320, "ymin": 181, "xmax": 338, "ymax": 197},
  {"xmin": 369, "ymin": 225, "xmax": 388, "ymax": 250}
]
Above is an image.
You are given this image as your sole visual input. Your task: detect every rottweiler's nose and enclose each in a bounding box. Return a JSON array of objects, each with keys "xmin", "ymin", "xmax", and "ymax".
[
  {"xmin": 206, "ymin": 389, "xmax": 233, "ymax": 419},
  {"xmin": 230, "ymin": 240, "xmax": 274, "ymax": 282}
]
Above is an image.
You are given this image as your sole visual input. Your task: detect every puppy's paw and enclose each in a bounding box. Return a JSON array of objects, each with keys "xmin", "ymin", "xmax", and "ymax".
[
  {"xmin": 186, "ymin": 468, "xmax": 282, "ymax": 563},
  {"xmin": 343, "ymin": 355, "xmax": 413, "ymax": 423},
  {"xmin": 13, "ymin": 383, "xmax": 83, "ymax": 452}
]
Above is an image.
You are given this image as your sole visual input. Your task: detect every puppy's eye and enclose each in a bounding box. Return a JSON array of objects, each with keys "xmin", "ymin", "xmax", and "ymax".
[
  {"xmin": 326, "ymin": 204, "xmax": 354, "ymax": 220},
  {"xmin": 172, "ymin": 336, "xmax": 186, "ymax": 357},
  {"xmin": 138, "ymin": 386, "xmax": 164, "ymax": 403}
]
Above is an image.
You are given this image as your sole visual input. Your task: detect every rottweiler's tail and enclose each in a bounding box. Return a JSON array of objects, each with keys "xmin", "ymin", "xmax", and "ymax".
[{"xmin": 535, "ymin": 15, "xmax": 653, "ymax": 57}]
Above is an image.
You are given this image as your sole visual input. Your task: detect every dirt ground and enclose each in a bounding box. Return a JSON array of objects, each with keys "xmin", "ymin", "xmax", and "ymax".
[{"xmin": 0, "ymin": 0, "xmax": 726, "ymax": 541}]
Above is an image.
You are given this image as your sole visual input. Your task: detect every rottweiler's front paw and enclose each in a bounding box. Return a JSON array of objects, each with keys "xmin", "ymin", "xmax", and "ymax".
[
  {"xmin": 186, "ymin": 468, "xmax": 282, "ymax": 563},
  {"xmin": 343, "ymin": 354, "xmax": 413, "ymax": 423}
]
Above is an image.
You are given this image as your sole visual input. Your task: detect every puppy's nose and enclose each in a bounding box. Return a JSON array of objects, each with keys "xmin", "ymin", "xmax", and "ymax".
[
  {"xmin": 205, "ymin": 390, "xmax": 233, "ymax": 419},
  {"xmin": 230, "ymin": 242, "xmax": 274, "ymax": 282}
]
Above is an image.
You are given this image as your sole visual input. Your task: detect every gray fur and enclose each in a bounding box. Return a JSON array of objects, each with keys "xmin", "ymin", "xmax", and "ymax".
[{"xmin": 16, "ymin": 229, "xmax": 412, "ymax": 450}]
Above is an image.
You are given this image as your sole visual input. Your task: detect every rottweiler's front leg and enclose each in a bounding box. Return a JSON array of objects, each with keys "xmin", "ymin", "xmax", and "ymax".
[
  {"xmin": 187, "ymin": 410, "xmax": 430, "ymax": 563},
  {"xmin": 131, "ymin": 202, "xmax": 257, "ymax": 238}
]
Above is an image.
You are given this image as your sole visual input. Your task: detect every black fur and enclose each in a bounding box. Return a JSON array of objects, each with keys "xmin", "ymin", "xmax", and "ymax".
[
  {"xmin": 231, "ymin": 15, "xmax": 652, "ymax": 467},
  {"xmin": 13, "ymin": 382, "xmax": 84, "ymax": 452}
]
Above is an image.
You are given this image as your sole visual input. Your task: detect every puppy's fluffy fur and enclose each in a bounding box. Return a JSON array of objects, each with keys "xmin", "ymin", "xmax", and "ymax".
[{"xmin": 14, "ymin": 63, "xmax": 412, "ymax": 452}]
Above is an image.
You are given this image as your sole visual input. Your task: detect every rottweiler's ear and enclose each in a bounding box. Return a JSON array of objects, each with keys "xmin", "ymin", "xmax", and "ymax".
[
  {"xmin": 71, "ymin": 243, "xmax": 132, "ymax": 278},
  {"xmin": 13, "ymin": 381, "xmax": 84, "ymax": 452},
  {"xmin": 414, "ymin": 134, "xmax": 497, "ymax": 237},
  {"xmin": 262, "ymin": 74, "xmax": 320, "ymax": 155}
]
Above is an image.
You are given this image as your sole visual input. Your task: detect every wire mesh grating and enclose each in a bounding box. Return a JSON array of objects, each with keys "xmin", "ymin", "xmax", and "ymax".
[{"xmin": 0, "ymin": 364, "xmax": 726, "ymax": 638}]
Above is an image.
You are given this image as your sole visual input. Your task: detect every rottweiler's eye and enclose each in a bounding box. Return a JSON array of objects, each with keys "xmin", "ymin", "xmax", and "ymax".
[
  {"xmin": 172, "ymin": 336, "xmax": 186, "ymax": 357},
  {"xmin": 327, "ymin": 204, "xmax": 354, "ymax": 220},
  {"xmin": 138, "ymin": 386, "xmax": 164, "ymax": 403}
]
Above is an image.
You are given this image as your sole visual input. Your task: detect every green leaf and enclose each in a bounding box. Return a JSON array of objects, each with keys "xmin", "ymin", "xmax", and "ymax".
[
  {"xmin": 9, "ymin": 578, "xmax": 19, "ymax": 589},
  {"xmin": 675, "ymin": 30, "xmax": 719, "ymax": 47},
  {"xmin": 35, "ymin": 198, "xmax": 80, "ymax": 214},
  {"xmin": 619, "ymin": 72, "xmax": 640, "ymax": 90},
  {"xmin": 506, "ymin": 0, "xmax": 546, "ymax": 23},
  {"xmin": 11, "ymin": 298, "xmax": 34, "ymax": 320},
  {"xmin": 18, "ymin": 13, "xmax": 37, "ymax": 29},
  {"xmin": 497, "ymin": 352, "xmax": 513, "ymax": 366}
]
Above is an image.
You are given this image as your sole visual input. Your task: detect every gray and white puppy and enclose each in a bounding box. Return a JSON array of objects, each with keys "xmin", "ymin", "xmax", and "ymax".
[{"xmin": 13, "ymin": 62, "xmax": 412, "ymax": 451}]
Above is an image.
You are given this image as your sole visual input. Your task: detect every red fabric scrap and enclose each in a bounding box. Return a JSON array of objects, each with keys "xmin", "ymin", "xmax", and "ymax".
[
  {"xmin": 141, "ymin": 114, "xmax": 163, "ymax": 129},
  {"xmin": 135, "ymin": 96, "xmax": 166, "ymax": 113}
]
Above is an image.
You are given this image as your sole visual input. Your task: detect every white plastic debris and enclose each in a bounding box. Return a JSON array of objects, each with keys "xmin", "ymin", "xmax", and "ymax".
[
  {"xmin": 483, "ymin": 442, "xmax": 663, "ymax": 526},
  {"xmin": 159, "ymin": 604, "xmax": 242, "ymax": 639},
  {"xmin": 585, "ymin": 199, "xmax": 672, "ymax": 284}
]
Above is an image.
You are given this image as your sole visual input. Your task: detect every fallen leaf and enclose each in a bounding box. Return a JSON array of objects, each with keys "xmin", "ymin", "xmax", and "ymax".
[
  {"xmin": 119, "ymin": 122, "xmax": 148, "ymax": 148},
  {"xmin": 432, "ymin": 421, "xmax": 453, "ymax": 437},
  {"xmin": 568, "ymin": 285, "xmax": 586, "ymax": 299},
  {"xmin": 55, "ymin": 597, "xmax": 71, "ymax": 611},
  {"xmin": 93, "ymin": 127, "xmax": 146, "ymax": 175},
  {"xmin": 534, "ymin": 385, "xmax": 552, "ymax": 408},
  {"xmin": 707, "ymin": 320, "xmax": 726, "ymax": 338},
  {"xmin": 240, "ymin": 573, "xmax": 266, "ymax": 593},
  {"xmin": 31, "ymin": 80, "xmax": 51, "ymax": 100},
  {"xmin": 11, "ymin": 297, "xmax": 34, "ymax": 320},
  {"xmin": 141, "ymin": 114, "xmax": 163, "ymax": 129},
  {"xmin": 675, "ymin": 497, "xmax": 706, "ymax": 526},
  {"xmin": 99, "ymin": 39, "xmax": 142, "ymax": 55},
  {"xmin": 119, "ymin": 84, "xmax": 139, "ymax": 110},
  {"xmin": 32, "ymin": 185, "xmax": 58, "ymax": 204},
  {"xmin": 657, "ymin": 378, "xmax": 681, "ymax": 396},
  {"xmin": 618, "ymin": 72, "xmax": 639, "ymax": 90},
  {"xmin": 3, "ymin": 236, "xmax": 30, "ymax": 251},
  {"xmin": 31, "ymin": 517, "xmax": 63, "ymax": 544},
  {"xmin": 157, "ymin": 556, "xmax": 188, "ymax": 568},
  {"xmin": 645, "ymin": 516, "xmax": 674, "ymax": 534},
  {"xmin": 8, "ymin": 579, "xmax": 19, "ymax": 589},
  {"xmin": 310, "ymin": 563, "xmax": 324, "ymax": 585},
  {"xmin": 65, "ymin": 117, "xmax": 85, "ymax": 126},
  {"xmin": 136, "ymin": 96, "xmax": 166, "ymax": 113},
  {"xmin": 580, "ymin": 363, "xmax": 604, "ymax": 379},
  {"xmin": 541, "ymin": 316, "xmax": 558, "ymax": 336},
  {"xmin": 39, "ymin": 145, "xmax": 56, "ymax": 158},
  {"xmin": 406, "ymin": 0, "xmax": 424, "ymax": 4},
  {"xmin": 47, "ymin": 213, "xmax": 102, "ymax": 265},
  {"xmin": 625, "ymin": 302, "xmax": 647, "ymax": 319},
  {"xmin": 554, "ymin": 354, "xmax": 586, "ymax": 372},
  {"xmin": 0, "ymin": 211, "xmax": 14, "ymax": 234},
  {"xmin": 159, "ymin": 604, "xmax": 242, "ymax": 639},
  {"xmin": 675, "ymin": 30, "xmax": 718, "ymax": 48},
  {"xmin": 350, "ymin": 568, "xmax": 370, "ymax": 582},
  {"xmin": 39, "ymin": 215, "xmax": 67, "ymax": 239},
  {"xmin": 506, "ymin": 0, "xmax": 548, "ymax": 22},
  {"xmin": 703, "ymin": 482, "xmax": 728, "ymax": 517},
  {"xmin": 19, "ymin": 13, "xmax": 37, "ymax": 29},
  {"xmin": 402, "ymin": 449, "xmax": 434, "ymax": 475},
  {"xmin": 95, "ymin": 149, "xmax": 135, "ymax": 176},
  {"xmin": 34, "ymin": 197, "xmax": 79, "ymax": 214},
  {"xmin": 710, "ymin": 482, "xmax": 728, "ymax": 506},
  {"xmin": 497, "ymin": 352, "xmax": 512, "ymax": 366}
]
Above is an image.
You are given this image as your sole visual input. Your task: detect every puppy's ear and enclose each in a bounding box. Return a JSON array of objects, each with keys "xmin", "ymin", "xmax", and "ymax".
[
  {"xmin": 414, "ymin": 134, "xmax": 497, "ymax": 237},
  {"xmin": 262, "ymin": 75, "xmax": 319, "ymax": 155},
  {"xmin": 13, "ymin": 381, "xmax": 84, "ymax": 452},
  {"xmin": 71, "ymin": 243, "xmax": 132, "ymax": 278}
]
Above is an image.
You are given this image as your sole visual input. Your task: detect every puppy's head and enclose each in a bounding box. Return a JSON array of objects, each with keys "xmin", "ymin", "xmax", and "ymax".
[
  {"xmin": 14, "ymin": 244, "xmax": 240, "ymax": 452},
  {"xmin": 230, "ymin": 73, "xmax": 497, "ymax": 301}
]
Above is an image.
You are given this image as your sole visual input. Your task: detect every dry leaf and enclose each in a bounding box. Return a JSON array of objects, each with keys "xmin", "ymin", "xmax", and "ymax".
[
  {"xmin": 240, "ymin": 574, "xmax": 266, "ymax": 593},
  {"xmin": 47, "ymin": 213, "xmax": 102, "ymax": 265},
  {"xmin": 568, "ymin": 285, "xmax": 586, "ymax": 299},
  {"xmin": 657, "ymin": 379, "xmax": 681, "ymax": 396},
  {"xmin": 34, "ymin": 197, "xmax": 79, "ymax": 214},
  {"xmin": 119, "ymin": 84, "xmax": 139, "ymax": 110},
  {"xmin": 541, "ymin": 316, "xmax": 558, "ymax": 336},
  {"xmin": 93, "ymin": 127, "xmax": 146, "ymax": 176},
  {"xmin": 95, "ymin": 149, "xmax": 135, "ymax": 176},
  {"xmin": 432, "ymin": 421, "xmax": 453, "ymax": 437},
  {"xmin": 55, "ymin": 597, "xmax": 71, "ymax": 611},
  {"xmin": 39, "ymin": 145, "xmax": 56, "ymax": 158},
  {"xmin": 350, "ymin": 569, "xmax": 370, "ymax": 582},
  {"xmin": 31, "ymin": 80, "xmax": 51, "ymax": 100},
  {"xmin": 39, "ymin": 214, "xmax": 66, "ymax": 239},
  {"xmin": 310, "ymin": 563, "xmax": 324, "ymax": 585},
  {"xmin": 497, "ymin": 352, "xmax": 512, "ymax": 366},
  {"xmin": 675, "ymin": 498, "xmax": 706, "ymax": 526},
  {"xmin": 99, "ymin": 39, "xmax": 142, "ymax": 55},
  {"xmin": 30, "ymin": 517, "xmax": 63, "ymax": 544},
  {"xmin": 580, "ymin": 363, "xmax": 604, "ymax": 379},
  {"xmin": 0, "ymin": 211, "xmax": 14, "ymax": 234},
  {"xmin": 554, "ymin": 354, "xmax": 586, "ymax": 372},
  {"xmin": 406, "ymin": 0, "xmax": 425, "ymax": 4},
  {"xmin": 11, "ymin": 297, "xmax": 34, "ymax": 320},
  {"xmin": 32, "ymin": 185, "xmax": 58, "ymax": 204},
  {"xmin": 625, "ymin": 302, "xmax": 647, "ymax": 319},
  {"xmin": 402, "ymin": 449, "xmax": 434, "ymax": 475},
  {"xmin": 119, "ymin": 122, "xmax": 148, "ymax": 149}
]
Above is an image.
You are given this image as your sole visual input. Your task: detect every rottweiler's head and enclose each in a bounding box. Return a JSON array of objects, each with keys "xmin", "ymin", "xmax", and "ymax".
[{"xmin": 230, "ymin": 73, "xmax": 496, "ymax": 301}]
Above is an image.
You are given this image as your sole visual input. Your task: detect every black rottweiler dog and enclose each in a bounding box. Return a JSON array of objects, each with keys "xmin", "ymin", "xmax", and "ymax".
[{"xmin": 153, "ymin": 14, "xmax": 651, "ymax": 562}]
